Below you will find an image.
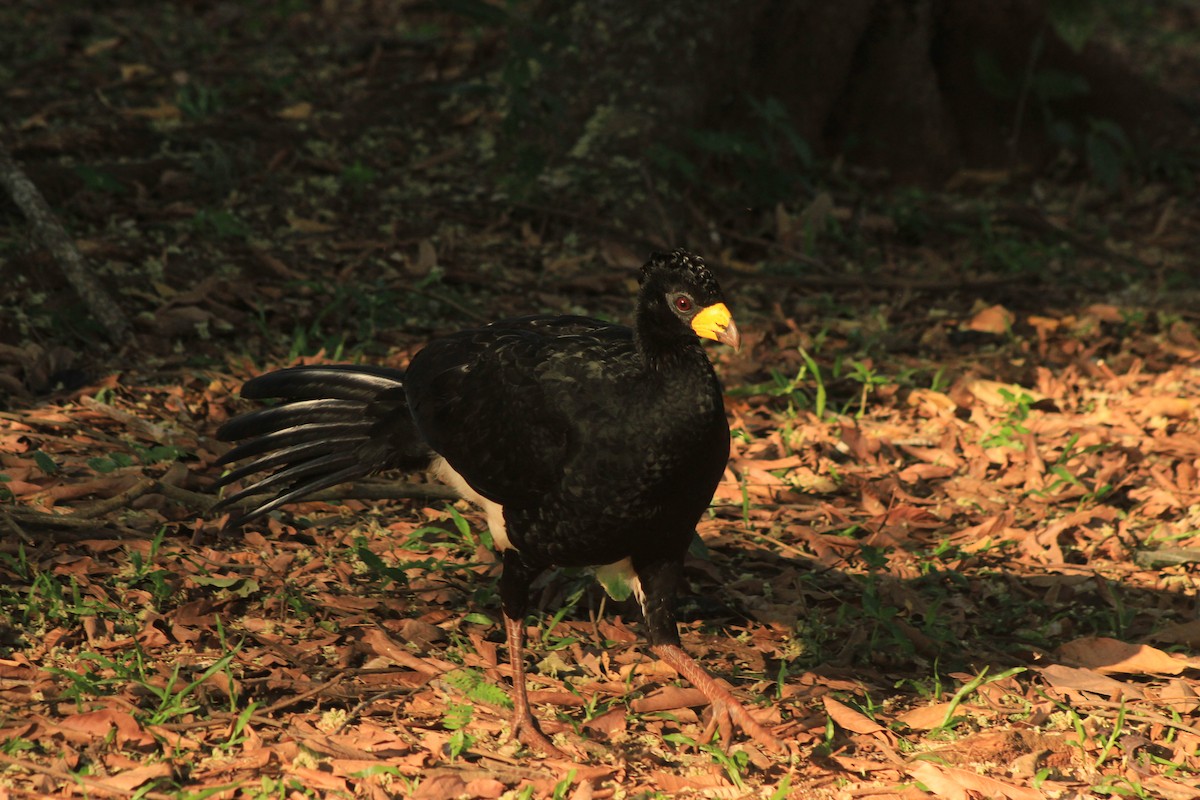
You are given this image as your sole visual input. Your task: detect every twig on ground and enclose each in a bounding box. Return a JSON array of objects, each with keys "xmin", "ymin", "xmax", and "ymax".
[
  {"xmin": 72, "ymin": 477, "xmax": 158, "ymax": 518},
  {"xmin": 305, "ymin": 480, "xmax": 460, "ymax": 503},
  {"xmin": 79, "ymin": 395, "xmax": 188, "ymax": 445},
  {"xmin": 156, "ymin": 480, "xmax": 217, "ymax": 511},
  {"xmin": 260, "ymin": 674, "xmax": 348, "ymax": 715},
  {"xmin": 5, "ymin": 506, "xmax": 125, "ymax": 529},
  {"xmin": 1083, "ymin": 698, "xmax": 1200, "ymax": 739},
  {"xmin": 1, "ymin": 509, "xmax": 36, "ymax": 547},
  {"xmin": 151, "ymin": 711, "xmax": 287, "ymax": 732},
  {"xmin": 336, "ymin": 686, "xmax": 425, "ymax": 733}
]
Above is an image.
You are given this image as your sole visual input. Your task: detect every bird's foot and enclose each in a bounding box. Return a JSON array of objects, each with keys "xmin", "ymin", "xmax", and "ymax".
[
  {"xmin": 699, "ymin": 694, "xmax": 787, "ymax": 756},
  {"xmin": 651, "ymin": 643, "xmax": 787, "ymax": 756},
  {"xmin": 506, "ymin": 711, "xmax": 570, "ymax": 759}
]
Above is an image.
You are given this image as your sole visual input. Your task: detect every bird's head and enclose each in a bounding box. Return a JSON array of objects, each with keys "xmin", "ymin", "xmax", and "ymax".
[{"xmin": 638, "ymin": 249, "xmax": 740, "ymax": 350}]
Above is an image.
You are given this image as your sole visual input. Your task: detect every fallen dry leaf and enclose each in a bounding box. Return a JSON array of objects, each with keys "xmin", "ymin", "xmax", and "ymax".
[
  {"xmin": 278, "ymin": 101, "xmax": 313, "ymax": 119},
  {"xmin": 895, "ymin": 702, "xmax": 963, "ymax": 730},
  {"xmin": 823, "ymin": 696, "xmax": 886, "ymax": 735},
  {"xmin": 1147, "ymin": 619, "xmax": 1200, "ymax": 647},
  {"xmin": 1039, "ymin": 664, "xmax": 1146, "ymax": 699},
  {"xmin": 1138, "ymin": 396, "xmax": 1195, "ymax": 419},
  {"xmin": 966, "ymin": 304, "xmax": 1015, "ymax": 334},
  {"xmin": 908, "ymin": 761, "xmax": 1042, "ymax": 800},
  {"xmin": 1057, "ymin": 637, "xmax": 1193, "ymax": 676},
  {"xmin": 100, "ymin": 763, "xmax": 173, "ymax": 792}
]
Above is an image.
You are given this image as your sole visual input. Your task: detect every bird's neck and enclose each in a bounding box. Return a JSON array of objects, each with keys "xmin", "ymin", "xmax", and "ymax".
[{"xmin": 634, "ymin": 311, "xmax": 710, "ymax": 375}]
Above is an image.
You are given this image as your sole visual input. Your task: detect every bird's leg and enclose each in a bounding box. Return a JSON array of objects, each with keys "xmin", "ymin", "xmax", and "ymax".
[
  {"xmin": 499, "ymin": 550, "xmax": 565, "ymax": 757},
  {"xmin": 650, "ymin": 642, "xmax": 783, "ymax": 754},
  {"xmin": 636, "ymin": 554, "xmax": 785, "ymax": 755}
]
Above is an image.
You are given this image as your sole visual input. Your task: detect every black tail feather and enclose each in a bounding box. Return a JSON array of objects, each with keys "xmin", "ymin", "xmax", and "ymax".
[
  {"xmin": 240, "ymin": 364, "xmax": 408, "ymax": 401},
  {"xmin": 212, "ymin": 366, "xmax": 432, "ymax": 528},
  {"xmin": 216, "ymin": 422, "xmax": 375, "ymax": 467},
  {"xmin": 215, "ymin": 400, "xmax": 371, "ymax": 443},
  {"xmin": 217, "ymin": 464, "xmax": 375, "ymax": 529},
  {"xmin": 216, "ymin": 438, "xmax": 362, "ymax": 486},
  {"xmin": 218, "ymin": 451, "xmax": 361, "ymax": 507}
]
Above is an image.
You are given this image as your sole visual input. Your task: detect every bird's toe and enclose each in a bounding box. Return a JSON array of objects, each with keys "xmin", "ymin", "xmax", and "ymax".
[{"xmin": 508, "ymin": 712, "xmax": 572, "ymax": 759}]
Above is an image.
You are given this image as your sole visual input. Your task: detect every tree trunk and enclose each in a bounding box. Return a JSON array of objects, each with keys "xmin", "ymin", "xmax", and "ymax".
[{"xmin": 527, "ymin": 0, "xmax": 1194, "ymax": 184}]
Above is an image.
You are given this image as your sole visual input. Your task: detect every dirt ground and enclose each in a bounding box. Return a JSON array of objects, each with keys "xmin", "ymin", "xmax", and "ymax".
[{"xmin": 2, "ymin": 2, "xmax": 1200, "ymax": 798}]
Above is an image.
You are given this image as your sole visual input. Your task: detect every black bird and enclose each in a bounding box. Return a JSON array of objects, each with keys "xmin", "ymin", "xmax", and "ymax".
[{"xmin": 212, "ymin": 249, "xmax": 782, "ymax": 755}]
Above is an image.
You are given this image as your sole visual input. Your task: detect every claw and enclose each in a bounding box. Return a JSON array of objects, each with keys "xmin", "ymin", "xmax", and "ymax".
[
  {"xmin": 651, "ymin": 643, "xmax": 785, "ymax": 755},
  {"xmin": 507, "ymin": 710, "xmax": 569, "ymax": 758}
]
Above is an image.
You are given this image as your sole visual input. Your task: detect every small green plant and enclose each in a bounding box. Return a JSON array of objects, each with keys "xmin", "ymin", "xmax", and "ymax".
[
  {"xmin": 147, "ymin": 649, "xmax": 241, "ymax": 725},
  {"xmin": 88, "ymin": 452, "xmax": 135, "ymax": 474},
  {"xmin": 442, "ymin": 703, "xmax": 475, "ymax": 760},
  {"xmin": 650, "ymin": 95, "xmax": 813, "ymax": 207},
  {"xmin": 843, "ymin": 360, "xmax": 888, "ymax": 418},
  {"xmin": 124, "ymin": 528, "xmax": 175, "ymax": 609},
  {"xmin": 797, "ymin": 347, "xmax": 828, "ymax": 419},
  {"xmin": 581, "ymin": 691, "xmax": 615, "ymax": 723},
  {"xmin": 339, "ymin": 160, "xmax": 377, "ymax": 197},
  {"xmin": 539, "ymin": 585, "xmax": 585, "ymax": 649},
  {"xmin": 216, "ymin": 701, "xmax": 259, "ymax": 753},
  {"xmin": 246, "ymin": 775, "xmax": 321, "ymax": 799},
  {"xmin": 738, "ymin": 345, "xmax": 830, "ymax": 418},
  {"xmin": 896, "ymin": 664, "xmax": 946, "ymax": 702},
  {"xmin": 51, "ymin": 645, "xmax": 241, "ymax": 724},
  {"xmin": 73, "ymin": 165, "xmax": 127, "ymax": 195},
  {"xmin": 928, "ymin": 666, "xmax": 1026, "ymax": 734},
  {"xmin": 0, "ymin": 736, "xmax": 35, "ymax": 756},
  {"xmin": 1093, "ymin": 697, "xmax": 1126, "ymax": 770},
  {"xmin": 22, "ymin": 573, "xmax": 124, "ymax": 629},
  {"xmin": 929, "ymin": 366, "xmax": 950, "ymax": 393},
  {"xmin": 768, "ymin": 775, "xmax": 792, "ymax": 800},
  {"xmin": 738, "ymin": 479, "xmax": 753, "ymax": 531},
  {"xmin": 176, "ymin": 81, "xmax": 224, "ymax": 119},
  {"xmin": 281, "ymin": 278, "xmax": 421, "ymax": 360},
  {"xmin": 354, "ymin": 538, "xmax": 417, "ymax": 587},
  {"xmin": 662, "ymin": 733, "xmax": 751, "ymax": 790},
  {"xmin": 443, "ymin": 667, "xmax": 513, "ymax": 710},
  {"xmin": 1035, "ymin": 433, "xmax": 1112, "ymax": 503},
  {"xmin": 133, "ymin": 444, "xmax": 190, "ymax": 465},
  {"xmin": 1091, "ymin": 774, "xmax": 1153, "ymax": 799},
  {"xmin": 551, "ymin": 769, "xmax": 578, "ymax": 800},
  {"xmin": 353, "ymin": 520, "xmax": 483, "ymax": 590},
  {"xmin": 980, "ymin": 388, "xmax": 1035, "ymax": 450},
  {"xmin": 191, "ymin": 208, "xmax": 249, "ymax": 240}
]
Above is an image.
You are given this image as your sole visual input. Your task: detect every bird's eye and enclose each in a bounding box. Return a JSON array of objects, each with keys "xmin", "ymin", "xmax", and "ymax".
[{"xmin": 673, "ymin": 294, "xmax": 694, "ymax": 313}]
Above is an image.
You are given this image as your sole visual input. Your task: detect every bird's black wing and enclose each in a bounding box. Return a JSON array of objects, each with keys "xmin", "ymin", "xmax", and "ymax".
[{"xmin": 404, "ymin": 315, "xmax": 640, "ymax": 507}]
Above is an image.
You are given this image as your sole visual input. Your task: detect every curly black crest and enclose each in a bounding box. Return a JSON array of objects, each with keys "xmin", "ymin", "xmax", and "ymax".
[{"xmin": 639, "ymin": 248, "xmax": 721, "ymax": 296}]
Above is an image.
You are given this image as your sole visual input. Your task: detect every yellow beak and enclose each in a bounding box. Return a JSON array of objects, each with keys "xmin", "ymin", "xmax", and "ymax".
[{"xmin": 691, "ymin": 302, "xmax": 741, "ymax": 350}]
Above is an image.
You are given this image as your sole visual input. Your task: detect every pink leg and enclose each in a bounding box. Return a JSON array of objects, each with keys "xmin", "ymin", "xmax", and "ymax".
[
  {"xmin": 651, "ymin": 642, "xmax": 785, "ymax": 754},
  {"xmin": 504, "ymin": 614, "xmax": 567, "ymax": 757}
]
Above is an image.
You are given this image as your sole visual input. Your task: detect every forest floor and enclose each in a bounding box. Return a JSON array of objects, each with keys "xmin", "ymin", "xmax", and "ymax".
[{"xmin": 2, "ymin": 2, "xmax": 1200, "ymax": 798}]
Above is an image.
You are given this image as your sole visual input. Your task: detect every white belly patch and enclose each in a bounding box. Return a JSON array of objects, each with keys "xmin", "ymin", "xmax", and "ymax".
[
  {"xmin": 429, "ymin": 459, "xmax": 641, "ymax": 609},
  {"xmin": 431, "ymin": 456, "xmax": 512, "ymax": 551}
]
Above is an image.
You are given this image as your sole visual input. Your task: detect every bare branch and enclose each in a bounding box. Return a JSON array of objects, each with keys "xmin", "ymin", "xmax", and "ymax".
[{"xmin": 0, "ymin": 141, "xmax": 131, "ymax": 343}]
